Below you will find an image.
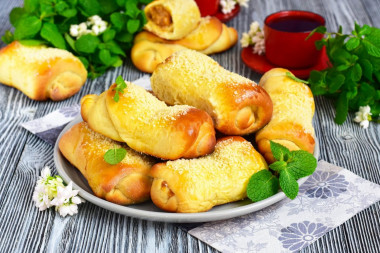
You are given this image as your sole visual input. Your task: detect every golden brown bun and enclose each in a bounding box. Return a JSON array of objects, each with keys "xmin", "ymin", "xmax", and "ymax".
[
  {"xmin": 0, "ymin": 41, "xmax": 87, "ymax": 101},
  {"xmin": 144, "ymin": 0, "xmax": 201, "ymax": 40},
  {"xmin": 131, "ymin": 17, "xmax": 238, "ymax": 73},
  {"xmin": 255, "ymin": 68, "xmax": 315, "ymax": 163},
  {"xmin": 81, "ymin": 81, "xmax": 216, "ymax": 160},
  {"xmin": 58, "ymin": 122, "xmax": 155, "ymax": 205},
  {"xmin": 150, "ymin": 136, "xmax": 268, "ymax": 213},
  {"xmin": 151, "ymin": 49, "xmax": 273, "ymax": 135}
]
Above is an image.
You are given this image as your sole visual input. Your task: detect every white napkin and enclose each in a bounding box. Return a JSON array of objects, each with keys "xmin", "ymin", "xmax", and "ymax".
[{"xmin": 188, "ymin": 160, "xmax": 380, "ymax": 252}]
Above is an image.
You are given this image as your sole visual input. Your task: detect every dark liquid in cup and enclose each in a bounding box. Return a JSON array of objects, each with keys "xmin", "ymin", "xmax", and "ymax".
[{"xmin": 268, "ymin": 16, "xmax": 321, "ymax": 32}]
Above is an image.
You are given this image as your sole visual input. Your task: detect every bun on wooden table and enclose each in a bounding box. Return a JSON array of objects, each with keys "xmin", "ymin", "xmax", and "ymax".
[
  {"xmin": 151, "ymin": 49, "xmax": 273, "ymax": 135},
  {"xmin": 59, "ymin": 122, "xmax": 155, "ymax": 205},
  {"xmin": 81, "ymin": 81, "xmax": 216, "ymax": 160},
  {"xmin": 144, "ymin": 0, "xmax": 201, "ymax": 40},
  {"xmin": 255, "ymin": 68, "xmax": 316, "ymax": 163},
  {"xmin": 150, "ymin": 136, "xmax": 268, "ymax": 213},
  {"xmin": 0, "ymin": 41, "xmax": 87, "ymax": 101}
]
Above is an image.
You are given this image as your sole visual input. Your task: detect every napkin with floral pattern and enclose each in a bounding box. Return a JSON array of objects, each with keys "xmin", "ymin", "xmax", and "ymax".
[
  {"xmin": 188, "ymin": 160, "xmax": 380, "ymax": 252},
  {"xmin": 20, "ymin": 76, "xmax": 380, "ymax": 253}
]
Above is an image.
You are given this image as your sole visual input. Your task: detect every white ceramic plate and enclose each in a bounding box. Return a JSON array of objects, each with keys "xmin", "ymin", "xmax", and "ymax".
[{"xmin": 54, "ymin": 116, "xmax": 320, "ymax": 223}]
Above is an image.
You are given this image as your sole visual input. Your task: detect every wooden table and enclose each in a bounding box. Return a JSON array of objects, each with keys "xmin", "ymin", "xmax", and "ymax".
[{"xmin": 1, "ymin": 0, "xmax": 379, "ymax": 252}]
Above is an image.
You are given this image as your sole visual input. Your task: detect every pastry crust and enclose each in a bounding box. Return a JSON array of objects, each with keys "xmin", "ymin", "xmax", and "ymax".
[
  {"xmin": 144, "ymin": 0, "xmax": 201, "ymax": 40},
  {"xmin": 59, "ymin": 122, "xmax": 155, "ymax": 205},
  {"xmin": 151, "ymin": 50, "xmax": 273, "ymax": 135},
  {"xmin": 150, "ymin": 136, "xmax": 268, "ymax": 213},
  {"xmin": 0, "ymin": 41, "xmax": 87, "ymax": 101},
  {"xmin": 81, "ymin": 81, "xmax": 216, "ymax": 160},
  {"xmin": 255, "ymin": 68, "xmax": 315, "ymax": 163}
]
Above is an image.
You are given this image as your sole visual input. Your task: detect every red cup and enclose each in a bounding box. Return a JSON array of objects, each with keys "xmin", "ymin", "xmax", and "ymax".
[
  {"xmin": 194, "ymin": 0, "xmax": 220, "ymax": 17},
  {"xmin": 264, "ymin": 10, "xmax": 325, "ymax": 69}
]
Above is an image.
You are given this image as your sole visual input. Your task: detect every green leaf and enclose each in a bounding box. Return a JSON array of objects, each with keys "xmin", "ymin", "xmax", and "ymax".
[
  {"xmin": 19, "ymin": 40, "xmax": 46, "ymax": 46},
  {"xmin": 64, "ymin": 33, "xmax": 77, "ymax": 52},
  {"xmin": 78, "ymin": 0, "xmax": 101, "ymax": 16},
  {"xmin": 105, "ymin": 40, "xmax": 126, "ymax": 56},
  {"xmin": 306, "ymin": 26, "xmax": 326, "ymax": 40},
  {"xmin": 279, "ymin": 170, "xmax": 299, "ymax": 200},
  {"xmin": 287, "ymin": 150, "xmax": 317, "ymax": 180},
  {"xmin": 24, "ymin": 0, "xmax": 39, "ymax": 13},
  {"xmin": 127, "ymin": 19, "xmax": 140, "ymax": 34},
  {"xmin": 75, "ymin": 34, "xmax": 101, "ymax": 54},
  {"xmin": 78, "ymin": 56, "xmax": 89, "ymax": 69},
  {"xmin": 125, "ymin": 0, "xmax": 140, "ymax": 18},
  {"xmin": 362, "ymin": 39, "xmax": 380, "ymax": 57},
  {"xmin": 359, "ymin": 59, "xmax": 373, "ymax": 81},
  {"xmin": 116, "ymin": 0, "xmax": 126, "ymax": 7},
  {"xmin": 98, "ymin": 0, "xmax": 119, "ymax": 14},
  {"xmin": 112, "ymin": 56, "xmax": 123, "ymax": 67},
  {"xmin": 308, "ymin": 70, "xmax": 327, "ymax": 96},
  {"xmin": 327, "ymin": 73, "xmax": 345, "ymax": 93},
  {"xmin": 40, "ymin": 22, "xmax": 67, "ymax": 49},
  {"xmin": 1, "ymin": 30, "xmax": 14, "ymax": 44},
  {"xmin": 55, "ymin": 1, "xmax": 69, "ymax": 13},
  {"xmin": 315, "ymin": 40, "xmax": 326, "ymax": 50},
  {"xmin": 270, "ymin": 141, "xmax": 291, "ymax": 162},
  {"xmin": 102, "ymin": 29, "xmax": 116, "ymax": 42},
  {"xmin": 113, "ymin": 75, "xmax": 127, "ymax": 102},
  {"xmin": 9, "ymin": 7, "xmax": 26, "ymax": 27},
  {"xmin": 110, "ymin": 12, "xmax": 126, "ymax": 32},
  {"xmin": 246, "ymin": 170, "xmax": 279, "ymax": 202},
  {"xmin": 60, "ymin": 8, "xmax": 77, "ymax": 18},
  {"xmin": 285, "ymin": 71, "xmax": 309, "ymax": 84},
  {"xmin": 116, "ymin": 32, "xmax": 133, "ymax": 43},
  {"xmin": 104, "ymin": 147, "xmax": 127, "ymax": 165},
  {"xmin": 334, "ymin": 91, "xmax": 349, "ymax": 124},
  {"xmin": 99, "ymin": 49, "xmax": 113, "ymax": 65},
  {"xmin": 345, "ymin": 37, "xmax": 360, "ymax": 51},
  {"xmin": 359, "ymin": 24, "xmax": 371, "ymax": 36},
  {"xmin": 269, "ymin": 161, "xmax": 287, "ymax": 172},
  {"xmin": 14, "ymin": 15, "xmax": 42, "ymax": 40},
  {"xmin": 351, "ymin": 63, "xmax": 362, "ymax": 82}
]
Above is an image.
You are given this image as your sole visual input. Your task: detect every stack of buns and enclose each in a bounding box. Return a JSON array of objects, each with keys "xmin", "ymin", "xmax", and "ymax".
[
  {"xmin": 59, "ymin": 50, "xmax": 316, "ymax": 213},
  {"xmin": 131, "ymin": 0, "xmax": 238, "ymax": 73}
]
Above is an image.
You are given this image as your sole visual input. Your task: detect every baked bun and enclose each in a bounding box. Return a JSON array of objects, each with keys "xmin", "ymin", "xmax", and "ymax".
[
  {"xmin": 255, "ymin": 68, "xmax": 315, "ymax": 163},
  {"xmin": 150, "ymin": 136, "xmax": 268, "ymax": 213},
  {"xmin": 151, "ymin": 49, "xmax": 273, "ymax": 135},
  {"xmin": 0, "ymin": 41, "xmax": 87, "ymax": 101},
  {"xmin": 81, "ymin": 80, "xmax": 216, "ymax": 160},
  {"xmin": 59, "ymin": 122, "xmax": 155, "ymax": 205},
  {"xmin": 144, "ymin": 0, "xmax": 201, "ymax": 40}
]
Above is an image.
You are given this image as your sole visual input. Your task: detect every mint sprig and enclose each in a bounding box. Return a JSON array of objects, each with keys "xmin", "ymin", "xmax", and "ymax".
[
  {"xmin": 247, "ymin": 141, "xmax": 317, "ymax": 202},
  {"xmin": 104, "ymin": 147, "xmax": 127, "ymax": 165},
  {"xmin": 113, "ymin": 75, "xmax": 127, "ymax": 102},
  {"xmin": 306, "ymin": 23, "xmax": 380, "ymax": 124}
]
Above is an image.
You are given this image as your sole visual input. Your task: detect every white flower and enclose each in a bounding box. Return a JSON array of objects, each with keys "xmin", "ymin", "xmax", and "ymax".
[
  {"xmin": 33, "ymin": 183, "xmax": 51, "ymax": 211},
  {"xmin": 236, "ymin": 0, "xmax": 249, "ymax": 8},
  {"xmin": 220, "ymin": 0, "xmax": 236, "ymax": 14},
  {"xmin": 249, "ymin": 21, "xmax": 260, "ymax": 35},
  {"xmin": 70, "ymin": 24, "xmax": 79, "ymax": 37},
  {"xmin": 41, "ymin": 166, "xmax": 51, "ymax": 179},
  {"xmin": 92, "ymin": 20, "xmax": 108, "ymax": 35},
  {"xmin": 240, "ymin": 32, "xmax": 251, "ymax": 47},
  {"xmin": 56, "ymin": 203, "xmax": 79, "ymax": 217},
  {"xmin": 253, "ymin": 39, "xmax": 265, "ymax": 55},
  {"xmin": 88, "ymin": 15, "xmax": 102, "ymax": 25},
  {"xmin": 353, "ymin": 105, "xmax": 372, "ymax": 129}
]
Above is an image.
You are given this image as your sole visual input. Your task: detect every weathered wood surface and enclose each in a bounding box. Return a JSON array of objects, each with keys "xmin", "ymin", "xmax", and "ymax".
[{"xmin": 0, "ymin": 0, "xmax": 379, "ymax": 252}]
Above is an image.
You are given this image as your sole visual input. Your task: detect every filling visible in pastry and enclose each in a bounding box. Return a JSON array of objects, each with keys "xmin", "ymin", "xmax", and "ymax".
[{"xmin": 147, "ymin": 5, "xmax": 172, "ymax": 27}]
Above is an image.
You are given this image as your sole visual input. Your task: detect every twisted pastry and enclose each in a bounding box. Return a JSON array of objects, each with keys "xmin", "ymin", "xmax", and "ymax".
[{"xmin": 81, "ymin": 81, "xmax": 216, "ymax": 160}]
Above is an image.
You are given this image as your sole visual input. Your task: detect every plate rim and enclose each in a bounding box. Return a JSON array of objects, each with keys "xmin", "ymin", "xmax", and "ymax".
[{"xmin": 54, "ymin": 115, "xmax": 320, "ymax": 223}]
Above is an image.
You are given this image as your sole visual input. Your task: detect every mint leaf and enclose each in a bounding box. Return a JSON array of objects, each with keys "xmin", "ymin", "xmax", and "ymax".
[
  {"xmin": 125, "ymin": 1, "xmax": 140, "ymax": 18},
  {"xmin": 270, "ymin": 141, "xmax": 290, "ymax": 161},
  {"xmin": 359, "ymin": 59, "xmax": 373, "ymax": 81},
  {"xmin": 363, "ymin": 39, "xmax": 380, "ymax": 57},
  {"xmin": 102, "ymin": 29, "xmax": 116, "ymax": 42},
  {"xmin": 346, "ymin": 37, "xmax": 360, "ymax": 51},
  {"xmin": 127, "ymin": 19, "xmax": 140, "ymax": 34},
  {"xmin": 110, "ymin": 12, "xmax": 126, "ymax": 32},
  {"xmin": 64, "ymin": 33, "xmax": 77, "ymax": 52},
  {"xmin": 269, "ymin": 161, "xmax": 287, "ymax": 172},
  {"xmin": 9, "ymin": 7, "xmax": 26, "ymax": 27},
  {"xmin": 24, "ymin": 0, "xmax": 39, "ymax": 13},
  {"xmin": 104, "ymin": 147, "xmax": 127, "ymax": 165},
  {"xmin": 75, "ymin": 34, "xmax": 100, "ymax": 54},
  {"xmin": 14, "ymin": 15, "xmax": 42, "ymax": 40},
  {"xmin": 287, "ymin": 150, "xmax": 317, "ymax": 179},
  {"xmin": 279, "ymin": 170, "xmax": 299, "ymax": 200},
  {"xmin": 286, "ymin": 71, "xmax": 309, "ymax": 84},
  {"xmin": 78, "ymin": 0, "xmax": 101, "ymax": 17},
  {"xmin": 40, "ymin": 22, "xmax": 67, "ymax": 50},
  {"xmin": 306, "ymin": 26, "xmax": 326, "ymax": 40},
  {"xmin": 1, "ymin": 30, "xmax": 14, "ymax": 44},
  {"xmin": 247, "ymin": 170, "xmax": 279, "ymax": 202},
  {"xmin": 113, "ymin": 75, "xmax": 127, "ymax": 102},
  {"xmin": 351, "ymin": 63, "xmax": 362, "ymax": 82}
]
